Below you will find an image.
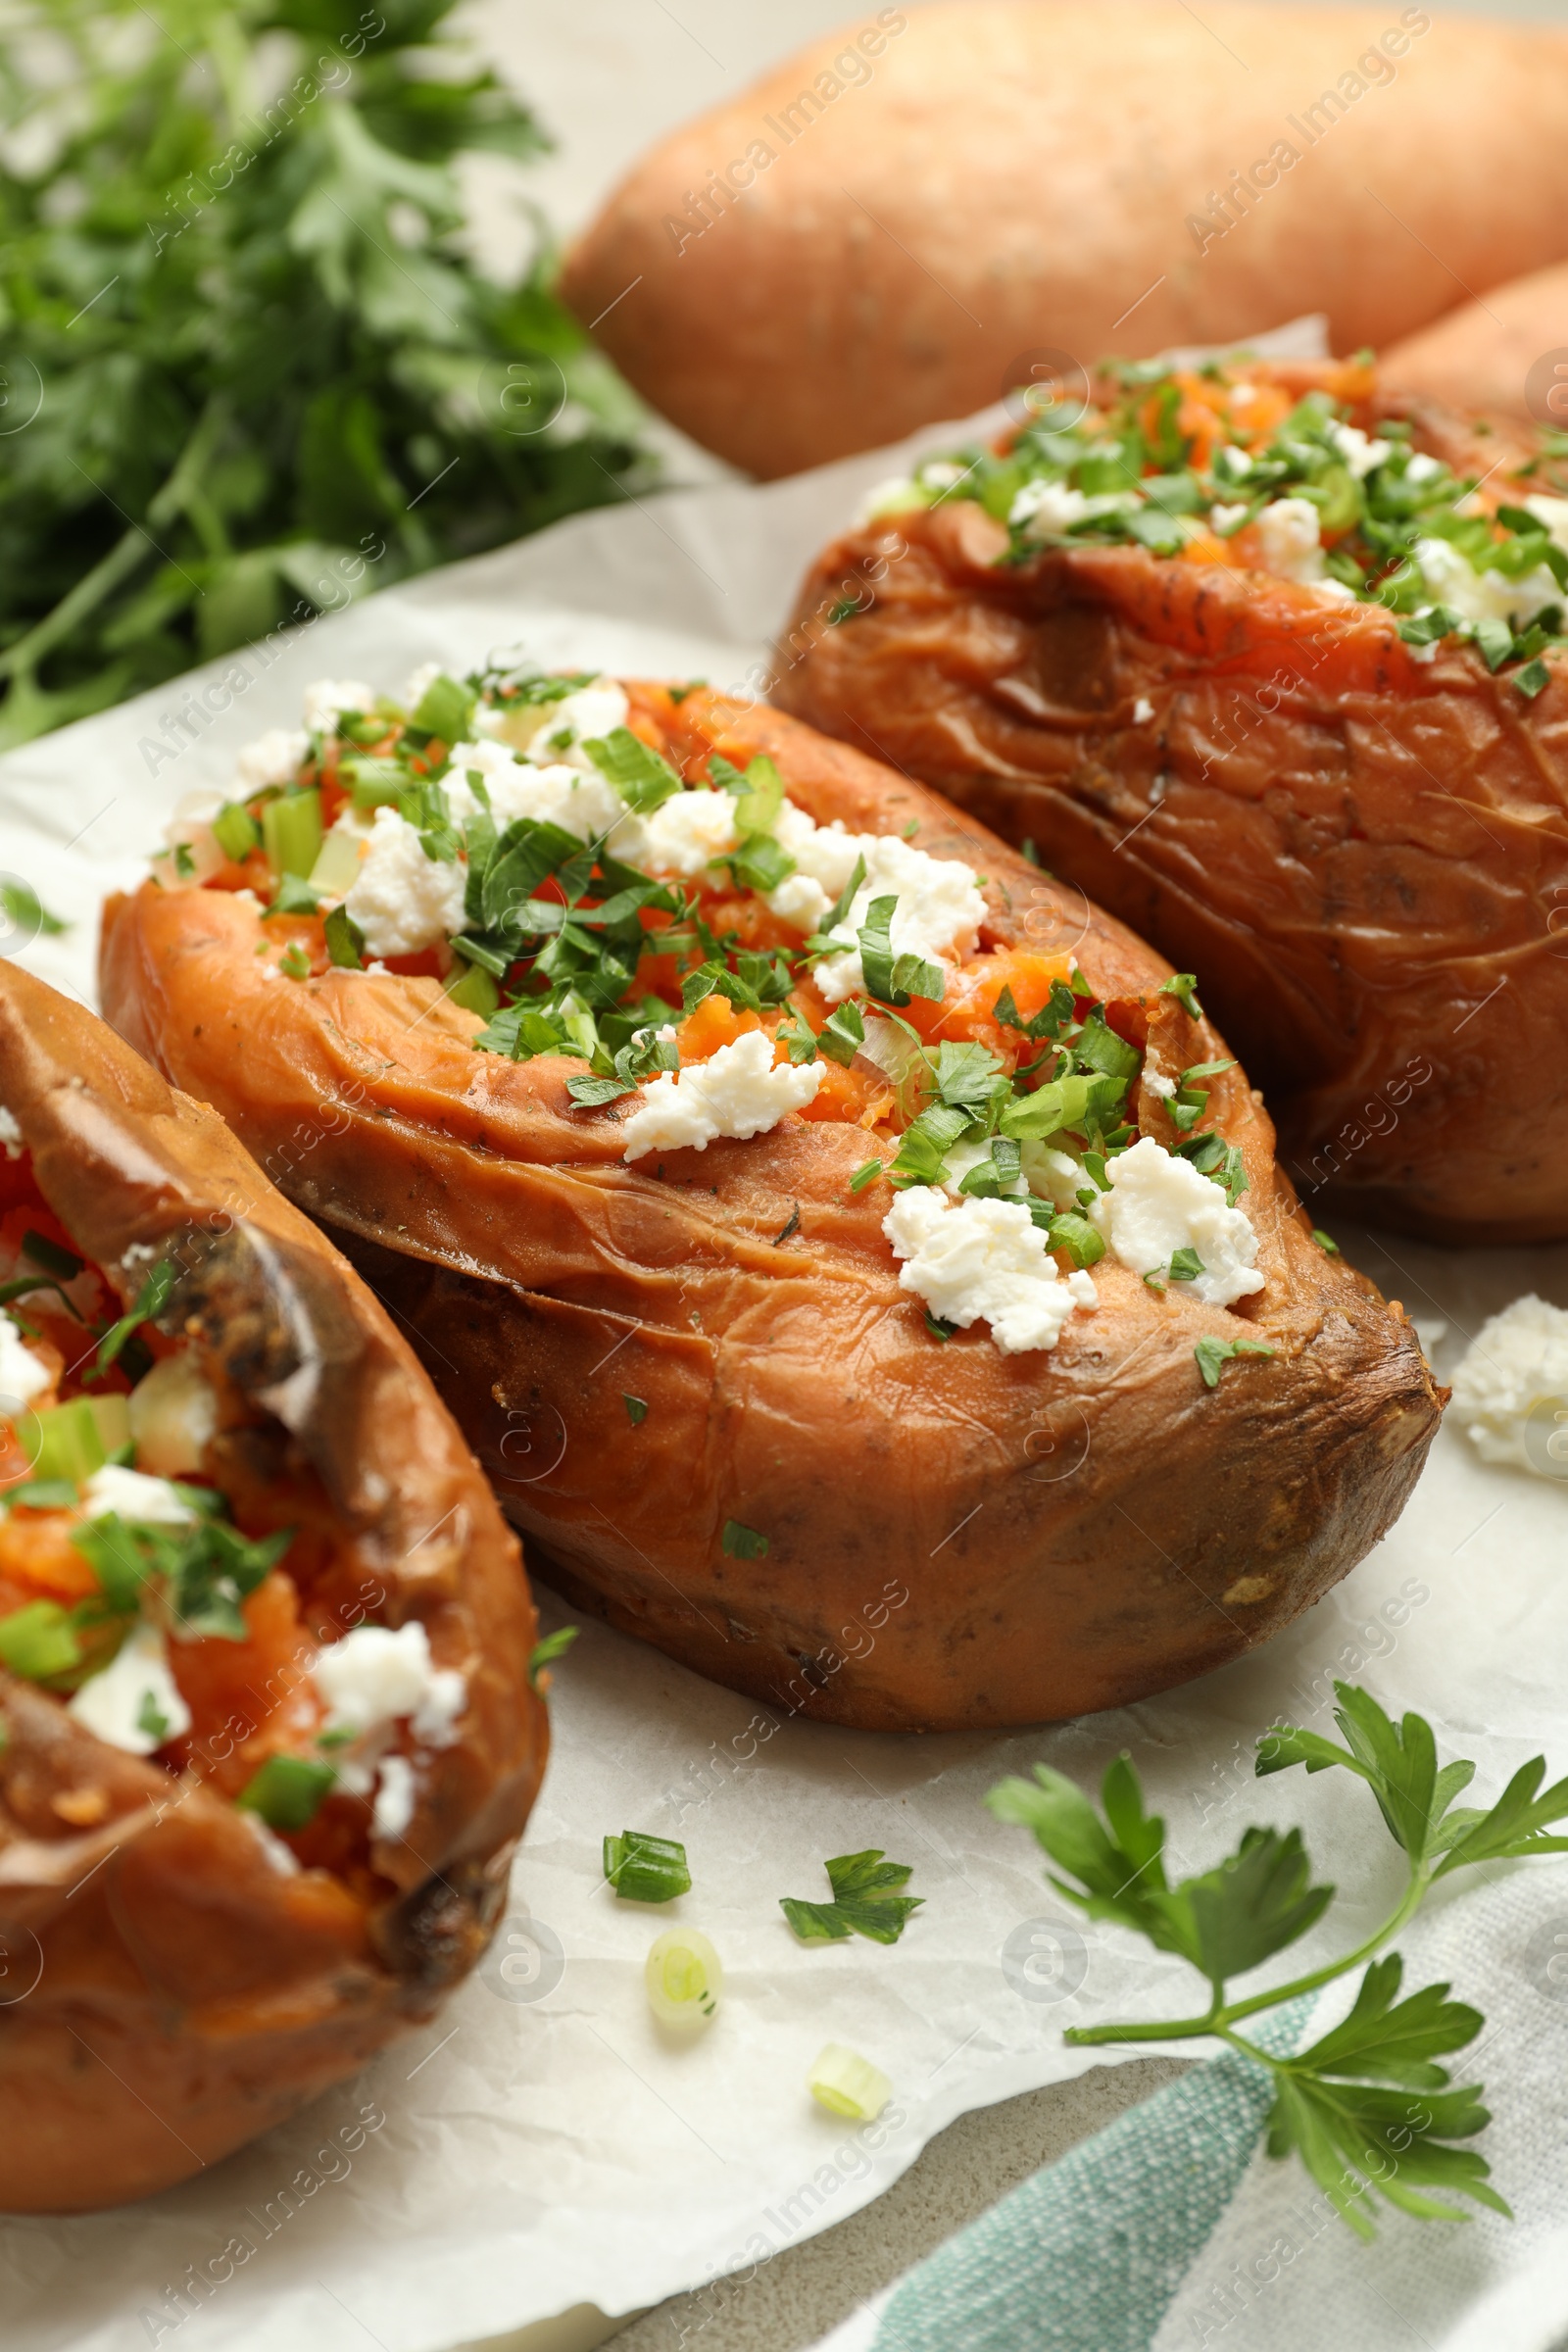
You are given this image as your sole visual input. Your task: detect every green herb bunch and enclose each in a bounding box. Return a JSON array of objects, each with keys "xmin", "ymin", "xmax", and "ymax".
[
  {"xmin": 990, "ymin": 1682, "xmax": 1568, "ymax": 2235},
  {"xmin": 0, "ymin": 0, "xmax": 649, "ymax": 747}
]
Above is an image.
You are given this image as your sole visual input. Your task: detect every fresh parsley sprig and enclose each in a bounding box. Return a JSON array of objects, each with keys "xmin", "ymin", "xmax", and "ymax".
[
  {"xmin": 781, "ymin": 1849, "xmax": 923, "ymax": 1946},
  {"xmin": 989, "ymin": 1682, "xmax": 1568, "ymax": 2236}
]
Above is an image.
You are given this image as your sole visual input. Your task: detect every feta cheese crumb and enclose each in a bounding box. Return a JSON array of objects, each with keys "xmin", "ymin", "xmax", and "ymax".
[
  {"xmin": 373, "ymin": 1753, "xmax": 417, "ymax": 1840},
  {"xmin": 1010, "ymin": 479, "xmax": 1090, "ymax": 534},
  {"xmin": 444, "ymin": 742, "xmax": 623, "ymax": 845},
  {"xmin": 1246, "ymin": 498, "xmax": 1326, "ymax": 586},
  {"xmin": 69, "ymin": 1621, "xmax": 191, "ymax": 1755},
  {"xmin": 856, "ymin": 475, "xmax": 924, "ymax": 524},
  {"xmin": 81, "ymin": 1463, "xmax": 197, "ymax": 1525},
  {"xmin": 812, "ymin": 834, "xmax": 985, "ymax": 1006},
  {"xmin": 1132, "ymin": 697, "xmax": 1154, "ymax": 724},
  {"xmin": 1525, "ymin": 494, "xmax": 1568, "ymax": 557},
  {"xmin": 1330, "ymin": 423, "xmax": 1393, "ymax": 479},
  {"xmin": 1413, "ymin": 536, "xmax": 1562, "ymax": 633},
  {"xmin": 0, "ymin": 1311, "xmax": 51, "ymax": 1408},
  {"xmin": 343, "ymin": 806, "xmax": 468, "ymax": 958},
  {"xmin": 1405, "ymin": 452, "xmax": 1443, "ymax": 485},
  {"xmin": 883, "ymin": 1188, "xmax": 1096, "ymax": 1353},
  {"xmin": 314, "ymin": 1619, "xmax": 466, "ymax": 1747},
  {"xmin": 1209, "ymin": 502, "xmax": 1250, "ymax": 536},
  {"xmin": 1143, "ymin": 1069, "xmax": 1177, "ymax": 1100},
  {"xmin": 303, "ymin": 679, "xmax": 375, "ymax": 735},
  {"xmin": 634, "ymin": 787, "xmax": 740, "ymax": 878},
  {"xmin": 1090, "ymin": 1137, "xmax": 1263, "ymax": 1306},
  {"xmin": 621, "ymin": 1030, "xmax": 821, "ymax": 1162},
  {"xmin": 0, "ymin": 1106, "xmax": 21, "ymax": 1159},
  {"xmin": 235, "ymin": 729, "xmax": 309, "ymax": 792},
  {"xmin": 522, "ymin": 680, "xmax": 629, "ymax": 772},
  {"xmin": 1449, "ymin": 1296, "xmax": 1568, "ymax": 1475}
]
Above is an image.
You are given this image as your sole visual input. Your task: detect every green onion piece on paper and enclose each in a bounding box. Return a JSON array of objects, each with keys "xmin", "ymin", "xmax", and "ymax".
[
  {"xmin": 645, "ymin": 1928, "xmax": 721, "ymax": 2028},
  {"xmin": 808, "ymin": 2042, "xmax": 892, "ymax": 2122},
  {"xmin": 604, "ymin": 1830, "xmax": 692, "ymax": 1904}
]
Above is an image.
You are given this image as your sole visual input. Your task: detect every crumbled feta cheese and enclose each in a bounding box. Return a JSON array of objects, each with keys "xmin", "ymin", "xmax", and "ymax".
[
  {"xmin": 1089, "ymin": 1136, "xmax": 1263, "ymax": 1307},
  {"xmin": 1143, "ymin": 1068, "xmax": 1177, "ymax": 1100},
  {"xmin": 1413, "ymin": 536, "xmax": 1561, "ymax": 633},
  {"xmin": 1526, "ymin": 495, "xmax": 1568, "ymax": 557},
  {"xmin": 68, "ymin": 1621, "xmax": 191, "ymax": 1755},
  {"xmin": 1209, "ymin": 502, "xmax": 1250, "ymax": 536},
  {"xmin": 343, "ymin": 806, "xmax": 468, "ymax": 959},
  {"xmin": 856, "ymin": 475, "xmax": 924, "ymax": 523},
  {"xmin": 372, "ymin": 1753, "xmax": 417, "ymax": 1840},
  {"xmin": 303, "ymin": 679, "xmax": 375, "ymax": 735},
  {"xmin": 812, "ymin": 834, "xmax": 986, "ymax": 1006},
  {"xmin": 634, "ymin": 787, "xmax": 740, "ymax": 878},
  {"xmin": 81, "ymin": 1463, "xmax": 197, "ymax": 1525},
  {"xmin": 1010, "ymin": 479, "xmax": 1091, "ymax": 534},
  {"xmin": 522, "ymin": 679, "xmax": 629, "ymax": 771},
  {"xmin": 313, "ymin": 1619, "xmax": 466, "ymax": 1746},
  {"xmin": 920, "ymin": 461, "xmax": 967, "ymax": 491},
  {"xmin": 1011, "ymin": 479, "xmax": 1137, "ymax": 540},
  {"xmin": 621, "ymin": 1030, "xmax": 821, "ymax": 1162},
  {"xmin": 1132, "ymin": 696, "xmax": 1154, "ymax": 724},
  {"xmin": 0, "ymin": 1107, "xmax": 22, "ymax": 1161},
  {"xmin": 1246, "ymin": 498, "xmax": 1326, "ymax": 586},
  {"xmin": 1405, "ymin": 453, "xmax": 1443, "ymax": 485},
  {"xmin": 1330, "ymin": 423, "xmax": 1393, "ymax": 479},
  {"xmin": 235, "ymin": 729, "xmax": 309, "ymax": 792},
  {"xmin": 0, "ymin": 1312, "xmax": 51, "ymax": 1407},
  {"xmin": 1216, "ymin": 442, "xmax": 1252, "ymax": 475},
  {"xmin": 444, "ymin": 742, "xmax": 624, "ymax": 846},
  {"xmin": 1449, "ymin": 1296, "xmax": 1568, "ymax": 1474},
  {"xmin": 883, "ymin": 1188, "xmax": 1097, "ymax": 1354}
]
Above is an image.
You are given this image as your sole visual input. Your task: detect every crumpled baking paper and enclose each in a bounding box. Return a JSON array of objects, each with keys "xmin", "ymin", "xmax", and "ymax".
[{"xmin": 7, "ymin": 316, "xmax": 1563, "ymax": 2352}]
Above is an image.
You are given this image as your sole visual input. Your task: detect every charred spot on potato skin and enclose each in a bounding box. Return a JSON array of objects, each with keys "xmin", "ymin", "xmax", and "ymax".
[{"xmin": 378, "ymin": 1855, "xmax": 508, "ymax": 1990}]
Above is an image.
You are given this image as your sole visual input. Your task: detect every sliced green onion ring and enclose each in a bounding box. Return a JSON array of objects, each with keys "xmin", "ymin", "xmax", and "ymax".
[
  {"xmin": 808, "ymin": 2042, "xmax": 892, "ymax": 2122},
  {"xmin": 645, "ymin": 1928, "xmax": 721, "ymax": 2028}
]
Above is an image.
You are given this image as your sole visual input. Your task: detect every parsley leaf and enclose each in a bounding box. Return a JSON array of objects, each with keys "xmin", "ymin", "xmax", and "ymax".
[{"xmin": 781, "ymin": 1850, "xmax": 923, "ymax": 1946}]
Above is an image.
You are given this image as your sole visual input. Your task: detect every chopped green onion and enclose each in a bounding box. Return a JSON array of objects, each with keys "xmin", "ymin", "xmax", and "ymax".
[
  {"xmin": 1516, "ymin": 658, "xmax": 1551, "ymax": 699},
  {"xmin": 527, "ymin": 1625, "xmax": 579, "ymax": 1690},
  {"xmin": 279, "ymin": 942, "xmax": 311, "ymax": 981},
  {"xmin": 808, "ymin": 2043, "xmax": 892, "ymax": 2122},
  {"xmin": 1310, "ymin": 1228, "xmax": 1340, "ymax": 1255},
  {"xmin": 582, "ymin": 727, "xmax": 683, "ymax": 814},
  {"xmin": 88, "ymin": 1257, "xmax": 175, "ymax": 1384},
  {"xmin": 235, "ymin": 1753, "xmax": 337, "ymax": 1831},
  {"xmin": 22, "ymin": 1230, "xmax": 83, "ymax": 1283},
  {"xmin": 0, "ymin": 1599, "xmax": 83, "ymax": 1682},
  {"xmin": 445, "ymin": 961, "xmax": 500, "ymax": 1018},
  {"xmin": 849, "ymin": 1159, "xmax": 884, "ymax": 1195},
  {"xmin": 3, "ymin": 1479, "xmax": 79, "ymax": 1511},
  {"xmin": 924, "ymin": 1310, "xmax": 957, "ymax": 1343},
  {"xmin": 1160, "ymin": 972, "xmax": 1202, "ymax": 1020},
  {"xmin": 604, "ymin": 1830, "xmax": 692, "ymax": 1903},
  {"xmin": 722, "ymin": 1519, "xmax": 768, "ymax": 1559},
  {"xmin": 213, "ymin": 803, "xmax": 260, "ymax": 862},
  {"xmin": 645, "ymin": 1928, "xmax": 721, "ymax": 2027},
  {"xmin": 308, "ymin": 828, "xmax": 363, "ymax": 900},
  {"xmin": 29, "ymin": 1396, "xmax": 107, "ymax": 1485},
  {"xmin": 261, "ymin": 787, "xmax": 322, "ymax": 880}
]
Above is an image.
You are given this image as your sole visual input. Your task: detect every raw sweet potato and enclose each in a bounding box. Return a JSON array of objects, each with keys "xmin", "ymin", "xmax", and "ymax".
[
  {"xmin": 1382, "ymin": 261, "xmax": 1568, "ymax": 429},
  {"xmin": 0, "ymin": 964, "xmax": 546, "ymax": 2211},
  {"xmin": 561, "ymin": 0, "xmax": 1568, "ymax": 476},
  {"xmin": 774, "ymin": 358, "xmax": 1568, "ymax": 1240},
  {"xmin": 99, "ymin": 669, "xmax": 1440, "ymax": 1737}
]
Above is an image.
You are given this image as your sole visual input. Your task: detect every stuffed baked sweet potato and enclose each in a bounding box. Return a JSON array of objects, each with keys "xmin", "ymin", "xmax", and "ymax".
[
  {"xmin": 0, "ymin": 964, "xmax": 546, "ymax": 2212},
  {"xmin": 775, "ymin": 356, "xmax": 1568, "ymax": 1242},
  {"xmin": 101, "ymin": 665, "xmax": 1442, "ymax": 1735},
  {"xmin": 1382, "ymin": 261, "xmax": 1568, "ymax": 428}
]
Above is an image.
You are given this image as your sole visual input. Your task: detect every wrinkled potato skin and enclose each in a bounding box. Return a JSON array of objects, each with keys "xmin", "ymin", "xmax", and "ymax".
[
  {"xmin": 1382, "ymin": 261, "xmax": 1568, "ymax": 426},
  {"xmin": 561, "ymin": 0, "xmax": 1568, "ymax": 476},
  {"xmin": 102, "ymin": 694, "xmax": 1441, "ymax": 1738},
  {"xmin": 774, "ymin": 405, "xmax": 1568, "ymax": 1241},
  {"xmin": 0, "ymin": 966, "xmax": 546, "ymax": 2212}
]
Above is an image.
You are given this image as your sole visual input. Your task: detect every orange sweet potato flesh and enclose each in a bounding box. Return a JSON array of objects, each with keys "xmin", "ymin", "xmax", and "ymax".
[
  {"xmin": 773, "ymin": 397, "xmax": 1568, "ymax": 1242},
  {"xmin": 101, "ymin": 692, "xmax": 1441, "ymax": 1740},
  {"xmin": 0, "ymin": 966, "xmax": 546, "ymax": 2212}
]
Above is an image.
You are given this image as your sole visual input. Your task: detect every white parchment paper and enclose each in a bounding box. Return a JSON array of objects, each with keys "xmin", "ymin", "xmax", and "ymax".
[{"xmin": 6, "ymin": 323, "xmax": 1566, "ymax": 2352}]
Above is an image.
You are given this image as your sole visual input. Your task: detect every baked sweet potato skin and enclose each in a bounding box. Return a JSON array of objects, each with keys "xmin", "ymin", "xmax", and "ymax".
[
  {"xmin": 562, "ymin": 0, "xmax": 1568, "ymax": 476},
  {"xmin": 101, "ymin": 693, "xmax": 1441, "ymax": 1737},
  {"xmin": 774, "ymin": 471, "xmax": 1568, "ymax": 1242},
  {"xmin": 0, "ymin": 965, "xmax": 546, "ymax": 2212}
]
